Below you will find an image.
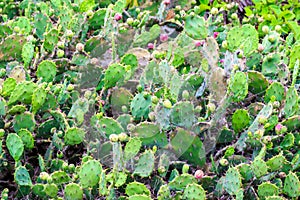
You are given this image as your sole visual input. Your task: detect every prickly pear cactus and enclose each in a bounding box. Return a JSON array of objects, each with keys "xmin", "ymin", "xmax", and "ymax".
[
  {"xmin": 79, "ymin": 159, "xmax": 102, "ymax": 188},
  {"xmin": 103, "ymin": 63, "xmax": 127, "ymax": 89},
  {"xmin": 229, "ymin": 71, "xmax": 248, "ymax": 102},
  {"xmin": 283, "ymin": 86, "xmax": 298, "ymax": 117},
  {"xmin": 258, "ymin": 182, "xmax": 279, "ymax": 200},
  {"xmin": 184, "ymin": 15, "xmax": 207, "ymax": 40},
  {"xmin": 64, "ymin": 127, "xmax": 86, "ymax": 145},
  {"xmin": 17, "ymin": 129, "xmax": 34, "ymax": 149},
  {"xmin": 130, "ymin": 93, "xmax": 152, "ymax": 120},
  {"xmin": 8, "ymin": 81, "xmax": 37, "ymax": 105},
  {"xmin": 170, "ymin": 101, "xmax": 196, "ymax": 129},
  {"xmin": 224, "ymin": 167, "xmax": 242, "ymax": 196},
  {"xmin": 283, "ymin": 172, "xmax": 300, "ymax": 198},
  {"xmin": 14, "ymin": 166, "xmax": 32, "ymax": 186},
  {"xmin": 64, "ymin": 183, "xmax": 83, "ymax": 200},
  {"xmin": 232, "ymin": 109, "xmax": 250, "ymax": 133},
  {"xmin": 125, "ymin": 181, "xmax": 151, "ymax": 196},
  {"xmin": 133, "ymin": 150, "xmax": 155, "ymax": 177},
  {"xmin": 169, "ymin": 174, "xmax": 197, "ymax": 190},
  {"xmin": 36, "ymin": 60, "xmax": 57, "ymax": 83},
  {"xmin": 124, "ymin": 137, "xmax": 142, "ymax": 161},
  {"xmin": 247, "ymin": 70, "xmax": 269, "ymax": 94},
  {"xmin": 6, "ymin": 133, "xmax": 24, "ymax": 161},
  {"xmin": 182, "ymin": 183, "xmax": 206, "ymax": 200},
  {"xmin": 251, "ymin": 157, "xmax": 268, "ymax": 178},
  {"xmin": 264, "ymin": 82, "xmax": 285, "ymax": 103}
]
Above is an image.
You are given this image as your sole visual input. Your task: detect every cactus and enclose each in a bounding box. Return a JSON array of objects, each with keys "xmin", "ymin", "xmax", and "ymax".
[
  {"xmin": 265, "ymin": 196, "xmax": 286, "ymax": 200},
  {"xmin": 6, "ymin": 133, "xmax": 24, "ymax": 161},
  {"xmin": 13, "ymin": 112, "xmax": 35, "ymax": 132},
  {"xmin": 67, "ymin": 97, "xmax": 89, "ymax": 124},
  {"xmin": 289, "ymin": 44, "xmax": 300, "ymax": 69},
  {"xmin": 264, "ymin": 82, "xmax": 285, "ymax": 103},
  {"xmin": 236, "ymin": 163, "xmax": 253, "ymax": 182},
  {"xmin": 154, "ymin": 103, "xmax": 171, "ymax": 130},
  {"xmin": 283, "ymin": 172, "xmax": 300, "ymax": 198},
  {"xmin": 21, "ymin": 41, "xmax": 34, "ymax": 68},
  {"xmin": 133, "ymin": 149, "xmax": 155, "ymax": 177},
  {"xmin": 182, "ymin": 183, "xmax": 206, "ymax": 200},
  {"xmin": 8, "ymin": 81, "xmax": 37, "ymax": 106},
  {"xmin": 117, "ymin": 114, "xmax": 133, "ymax": 130},
  {"xmin": 157, "ymin": 184, "xmax": 171, "ymax": 200},
  {"xmin": 128, "ymin": 194, "xmax": 152, "ymax": 200},
  {"xmin": 110, "ymin": 88, "xmax": 133, "ymax": 116},
  {"xmin": 125, "ymin": 181, "xmax": 151, "ymax": 196},
  {"xmin": 258, "ymin": 182, "xmax": 279, "ymax": 200},
  {"xmin": 121, "ymin": 53, "xmax": 138, "ymax": 79},
  {"xmin": 103, "ymin": 63, "xmax": 127, "ymax": 89},
  {"xmin": 232, "ymin": 109, "xmax": 250, "ymax": 133},
  {"xmin": 227, "ymin": 24, "xmax": 259, "ymax": 56},
  {"xmin": 36, "ymin": 60, "xmax": 57, "ymax": 83},
  {"xmin": 14, "ymin": 166, "xmax": 32, "ymax": 187},
  {"xmin": 184, "ymin": 15, "xmax": 207, "ymax": 40},
  {"xmin": 224, "ymin": 167, "xmax": 242, "ymax": 196},
  {"xmin": 34, "ymin": 12, "xmax": 51, "ymax": 39},
  {"xmin": 12, "ymin": 17, "xmax": 31, "ymax": 35},
  {"xmin": 229, "ymin": 71, "xmax": 248, "ymax": 102},
  {"xmin": 266, "ymin": 152, "xmax": 287, "ymax": 171},
  {"xmin": 170, "ymin": 128, "xmax": 205, "ymax": 166},
  {"xmin": 261, "ymin": 31, "xmax": 281, "ymax": 54},
  {"xmin": 170, "ymin": 101, "xmax": 196, "ymax": 129},
  {"xmin": 0, "ymin": 35, "xmax": 27, "ymax": 61},
  {"xmin": 131, "ymin": 122, "xmax": 167, "ymax": 147},
  {"xmin": 130, "ymin": 92, "xmax": 152, "ymax": 120},
  {"xmin": 262, "ymin": 53, "xmax": 281, "ymax": 75},
  {"xmin": 169, "ymin": 174, "xmax": 197, "ymax": 190},
  {"xmin": 8, "ymin": 65, "xmax": 26, "ymax": 83},
  {"xmin": 247, "ymin": 70, "xmax": 269, "ymax": 94},
  {"xmin": 79, "ymin": 159, "xmax": 102, "ymax": 188},
  {"xmin": 32, "ymin": 86, "xmax": 47, "ymax": 114},
  {"xmin": 64, "ymin": 127, "xmax": 86, "ymax": 146},
  {"xmin": 93, "ymin": 116, "xmax": 124, "ymax": 138},
  {"xmin": 133, "ymin": 24, "xmax": 160, "ymax": 47},
  {"xmin": 280, "ymin": 133, "xmax": 294, "ymax": 150},
  {"xmin": 124, "ymin": 137, "xmax": 142, "ymax": 161},
  {"xmin": 43, "ymin": 28, "xmax": 59, "ymax": 53},
  {"xmin": 44, "ymin": 183, "xmax": 58, "ymax": 198},
  {"xmin": 283, "ymin": 86, "xmax": 298, "ymax": 118},
  {"xmin": 88, "ymin": 8, "xmax": 106, "ymax": 30},
  {"xmin": 17, "ymin": 129, "xmax": 34, "ymax": 149},
  {"xmin": 282, "ymin": 115, "xmax": 300, "ymax": 132},
  {"xmin": 251, "ymin": 157, "xmax": 268, "ymax": 178},
  {"xmin": 50, "ymin": 171, "xmax": 71, "ymax": 185},
  {"xmin": 1, "ymin": 188, "xmax": 9, "ymax": 200},
  {"xmin": 1, "ymin": 77, "xmax": 17, "ymax": 97},
  {"xmin": 64, "ymin": 183, "xmax": 83, "ymax": 200}
]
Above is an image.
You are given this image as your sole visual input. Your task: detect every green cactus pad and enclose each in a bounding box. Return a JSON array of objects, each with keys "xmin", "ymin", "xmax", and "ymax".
[
  {"xmin": 184, "ymin": 15, "xmax": 207, "ymax": 40},
  {"xmin": 130, "ymin": 93, "xmax": 152, "ymax": 120},
  {"xmin": 36, "ymin": 60, "xmax": 57, "ymax": 83},
  {"xmin": 14, "ymin": 166, "xmax": 32, "ymax": 186},
  {"xmin": 67, "ymin": 97, "xmax": 89, "ymax": 124},
  {"xmin": 125, "ymin": 181, "xmax": 151, "ymax": 196},
  {"xmin": 32, "ymin": 86, "xmax": 47, "ymax": 114},
  {"xmin": 7, "ymin": 105, "xmax": 26, "ymax": 115},
  {"xmin": 265, "ymin": 196, "xmax": 285, "ymax": 200},
  {"xmin": 157, "ymin": 185, "xmax": 171, "ymax": 200},
  {"xmin": 247, "ymin": 71, "xmax": 269, "ymax": 94},
  {"xmin": 1, "ymin": 77, "xmax": 17, "ymax": 97},
  {"xmin": 262, "ymin": 53, "xmax": 281, "ymax": 75},
  {"xmin": 227, "ymin": 24, "xmax": 259, "ymax": 56},
  {"xmin": 43, "ymin": 28, "xmax": 59, "ymax": 53},
  {"xmin": 21, "ymin": 41, "xmax": 34, "ymax": 67},
  {"xmin": 133, "ymin": 24, "xmax": 160, "ymax": 47},
  {"xmin": 258, "ymin": 182, "xmax": 279, "ymax": 200},
  {"xmin": 128, "ymin": 195, "xmax": 152, "ymax": 200},
  {"xmin": 110, "ymin": 88, "xmax": 133, "ymax": 115},
  {"xmin": 229, "ymin": 71, "xmax": 248, "ymax": 102},
  {"xmin": 79, "ymin": 159, "xmax": 102, "ymax": 188},
  {"xmin": 88, "ymin": 8, "xmax": 106, "ymax": 30},
  {"xmin": 282, "ymin": 115, "xmax": 300, "ymax": 131},
  {"xmin": 8, "ymin": 81, "xmax": 37, "ymax": 105},
  {"xmin": 121, "ymin": 53, "xmax": 138, "ymax": 78},
  {"xmin": 93, "ymin": 116, "xmax": 124, "ymax": 137},
  {"xmin": 124, "ymin": 137, "xmax": 142, "ymax": 161},
  {"xmin": 170, "ymin": 101, "xmax": 195, "ymax": 129},
  {"xmin": 283, "ymin": 86, "xmax": 298, "ymax": 118},
  {"xmin": 0, "ymin": 35, "xmax": 27, "ymax": 61},
  {"xmin": 169, "ymin": 174, "xmax": 197, "ymax": 190},
  {"xmin": 289, "ymin": 44, "xmax": 300, "ymax": 69},
  {"xmin": 6, "ymin": 133, "xmax": 24, "ymax": 161},
  {"xmin": 266, "ymin": 153, "xmax": 287, "ymax": 171},
  {"xmin": 13, "ymin": 112, "xmax": 35, "ymax": 132},
  {"xmin": 34, "ymin": 13, "xmax": 51, "ymax": 39},
  {"xmin": 32, "ymin": 184, "xmax": 46, "ymax": 198},
  {"xmin": 103, "ymin": 63, "xmax": 127, "ymax": 89},
  {"xmin": 251, "ymin": 157, "xmax": 268, "ymax": 178},
  {"xmin": 17, "ymin": 129, "xmax": 34, "ymax": 149},
  {"xmin": 64, "ymin": 183, "xmax": 83, "ymax": 200},
  {"xmin": 64, "ymin": 127, "xmax": 85, "ymax": 145},
  {"xmin": 50, "ymin": 171, "xmax": 71, "ymax": 185},
  {"xmin": 232, "ymin": 109, "xmax": 250, "ymax": 133},
  {"xmin": 283, "ymin": 172, "xmax": 300, "ymax": 197},
  {"xmin": 224, "ymin": 167, "xmax": 242, "ymax": 196},
  {"xmin": 133, "ymin": 150, "xmax": 155, "ymax": 177},
  {"xmin": 182, "ymin": 183, "xmax": 206, "ymax": 200},
  {"xmin": 264, "ymin": 82, "xmax": 285, "ymax": 103},
  {"xmin": 44, "ymin": 183, "xmax": 58, "ymax": 198}
]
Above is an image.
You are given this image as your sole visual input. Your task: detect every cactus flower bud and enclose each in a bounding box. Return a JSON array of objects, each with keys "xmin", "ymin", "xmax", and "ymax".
[
  {"xmin": 194, "ymin": 169, "xmax": 204, "ymax": 179},
  {"xmin": 114, "ymin": 13, "xmax": 122, "ymax": 21},
  {"xmin": 219, "ymin": 158, "xmax": 229, "ymax": 166},
  {"xmin": 262, "ymin": 25, "xmax": 269, "ymax": 34},
  {"xmin": 258, "ymin": 44, "xmax": 264, "ymax": 52},
  {"xmin": 109, "ymin": 134, "xmax": 119, "ymax": 142},
  {"xmin": 163, "ymin": 0, "xmax": 171, "ymax": 5},
  {"xmin": 160, "ymin": 34, "xmax": 168, "ymax": 42},
  {"xmin": 147, "ymin": 43, "xmax": 154, "ymax": 49},
  {"xmin": 211, "ymin": 7, "xmax": 218, "ymax": 15},
  {"xmin": 163, "ymin": 99, "xmax": 172, "ymax": 109},
  {"xmin": 182, "ymin": 164, "xmax": 189, "ymax": 174},
  {"xmin": 118, "ymin": 132, "xmax": 128, "ymax": 142},
  {"xmin": 182, "ymin": 90, "xmax": 189, "ymax": 100},
  {"xmin": 213, "ymin": 32, "xmax": 219, "ymax": 38},
  {"xmin": 76, "ymin": 43, "xmax": 84, "ymax": 52}
]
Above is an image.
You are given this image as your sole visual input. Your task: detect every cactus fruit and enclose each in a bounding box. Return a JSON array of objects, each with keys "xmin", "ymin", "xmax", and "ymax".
[
  {"xmin": 184, "ymin": 15, "xmax": 207, "ymax": 40},
  {"xmin": 36, "ymin": 60, "xmax": 57, "ymax": 83},
  {"xmin": 232, "ymin": 109, "xmax": 250, "ymax": 133},
  {"xmin": 6, "ymin": 133, "xmax": 24, "ymax": 161},
  {"xmin": 182, "ymin": 183, "xmax": 206, "ymax": 200},
  {"xmin": 229, "ymin": 71, "xmax": 248, "ymax": 102},
  {"xmin": 133, "ymin": 150, "xmax": 155, "ymax": 177},
  {"xmin": 64, "ymin": 183, "xmax": 83, "ymax": 200},
  {"xmin": 224, "ymin": 167, "xmax": 242, "ymax": 196},
  {"xmin": 79, "ymin": 159, "xmax": 102, "ymax": 188},
  {"xmin": 125, "ymin": 181, "xmax": 151, "ymax": 196},
  {"xmin": 283, "ymin": 172, "xmax": 300, "ymax": 198},
  {"xmin": 64, "ymin": 127, "xmax": 85, "ymax": 145}
]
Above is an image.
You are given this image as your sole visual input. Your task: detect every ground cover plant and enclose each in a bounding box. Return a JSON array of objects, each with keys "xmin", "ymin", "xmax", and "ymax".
[{"xmin": 0, "ymin": 0, "xmax": 300, "ymax": 199}]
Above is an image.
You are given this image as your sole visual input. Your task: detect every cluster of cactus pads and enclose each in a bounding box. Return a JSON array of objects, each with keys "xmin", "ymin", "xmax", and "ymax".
[{"xmin": 1, "ymin": 0, "xmax": 300, "ymax": 199}]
